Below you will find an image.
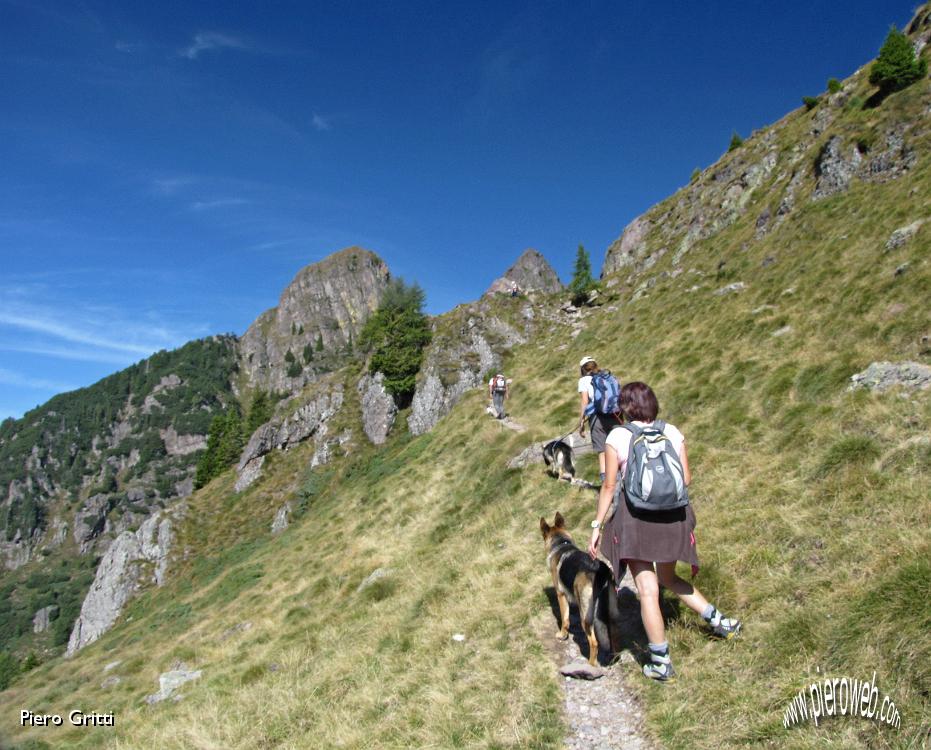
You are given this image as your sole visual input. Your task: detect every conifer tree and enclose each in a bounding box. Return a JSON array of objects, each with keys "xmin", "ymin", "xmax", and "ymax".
[
  {"xmin": 569, "ymin": 244, "xmax": 595, "ymax": 306},
  {"xmin": 869, "ymin": 27, "xmax": 927, "ymax": 96}
]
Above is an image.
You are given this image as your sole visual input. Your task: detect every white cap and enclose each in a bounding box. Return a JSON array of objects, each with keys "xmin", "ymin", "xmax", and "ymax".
[{"xmin": 579, "ymin": 356, "xmax": 596, "ymax": 368}]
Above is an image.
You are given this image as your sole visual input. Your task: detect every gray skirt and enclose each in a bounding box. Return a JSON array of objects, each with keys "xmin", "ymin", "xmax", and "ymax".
[
  {"xmin": 599, "ymin": 493, "xmax": 700, "ymax": 581},
  {"xmin": 588, "ymin": 413, "xmax": 621, "ymax": 453}
]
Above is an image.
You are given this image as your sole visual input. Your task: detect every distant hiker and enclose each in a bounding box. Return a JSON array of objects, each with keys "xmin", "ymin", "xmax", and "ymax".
[
  {"xmin": 488, "ymin": 372, "xmax": 510, "ymax": 419},
  {"xmin": 588, "ymin": 382, "xmax": 741, "ymax": 682},
  {"xmin": 577, "ymin": 356, "xmax": 621, "ymax": 484},
  {"xmin": 509, "ymin": 281, "xmax": 520, "ymax": 297}
]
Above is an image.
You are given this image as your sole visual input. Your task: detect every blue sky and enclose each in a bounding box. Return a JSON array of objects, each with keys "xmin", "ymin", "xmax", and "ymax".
[{"xmin": 0, "ymin": 0, "xmax": 919, "ymax": 419}]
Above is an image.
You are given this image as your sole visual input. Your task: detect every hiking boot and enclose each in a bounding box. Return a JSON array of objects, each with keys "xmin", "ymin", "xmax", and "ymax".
[
  {"xmin": 642, "ymin": 650, "xmax": 676, "ymax": 682},
  {"xmin": 710, "ymin": 617, "xmax": 741, "ymax": 640}
]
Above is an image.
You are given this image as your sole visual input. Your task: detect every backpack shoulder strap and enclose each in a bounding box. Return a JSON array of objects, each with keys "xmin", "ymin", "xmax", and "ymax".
[
  {"xmin": 622, "ymin": 421, "xmax": 642, "ymax": 437},
  {"xmin": 652, "ymin": 418, "xmax": 666, "ymax": 433}
]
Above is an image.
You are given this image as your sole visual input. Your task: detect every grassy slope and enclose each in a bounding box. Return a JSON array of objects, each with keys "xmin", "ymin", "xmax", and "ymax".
[{"xmin": 2, "ymin": 51, "xmax": 930, "ymax": 750}]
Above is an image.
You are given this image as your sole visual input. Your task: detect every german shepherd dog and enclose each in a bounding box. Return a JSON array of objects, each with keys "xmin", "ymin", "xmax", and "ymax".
[
  {"xmin": 542, "ymin": 439, "xmax": 575, "ymax": 481},
  {"xmin": 540, "ymin": 512, "xmax": 614, "ymax": 665}
]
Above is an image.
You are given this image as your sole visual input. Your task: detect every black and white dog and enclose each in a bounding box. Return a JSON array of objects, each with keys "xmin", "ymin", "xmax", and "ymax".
[{"xmin": 542, "ymin": 439, "xmax": 575, "ymax": 481}]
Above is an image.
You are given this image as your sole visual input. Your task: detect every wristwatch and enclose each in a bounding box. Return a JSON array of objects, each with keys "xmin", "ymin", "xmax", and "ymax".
[{"xmin": 590, "ymin": 519, "xmax": 601, "ymax": 529}]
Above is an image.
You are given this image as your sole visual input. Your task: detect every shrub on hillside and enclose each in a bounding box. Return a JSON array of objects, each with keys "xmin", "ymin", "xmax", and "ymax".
[
  {"xmin": 358, "ymin": 278, "xmax": 431, "ymax": 407},
  {"xmin": 802, "ymin": 95, "xmax": 820, "ymax": 111},
  {"xmin": 728, "ymin": 131, "xmax": 743, "ymax": 152},
  {"xmin": 869, "ymin": 27, "xmax": 927, "ymax": 96}
]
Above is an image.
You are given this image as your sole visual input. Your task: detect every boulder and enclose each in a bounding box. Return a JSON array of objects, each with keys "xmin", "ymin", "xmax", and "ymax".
[
  {"xmin": 271, "ymin": 502, "xmax": 291, "ymax": 534},
  {"xmin": 144, "ymin": 668, "xmax": 202, "ymax": 704},
  {"xmin": 885, "ymin": 219, "xmax": 925, "ymax": 251},
  {"xmin": 848, "ymin": 362, "xmax": 931, "ymax": 392},
  {"xmin": 32, "ymin": 605, "xmax": 58, "ymax": 633},
  {"xmin": 357, "ymin": 372, "xmax": 397, "ymax": 445}
]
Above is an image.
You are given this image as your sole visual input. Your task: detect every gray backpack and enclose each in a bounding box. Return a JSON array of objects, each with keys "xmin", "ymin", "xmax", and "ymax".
[{"xmin": 620, "ymin": 420, "xmax": 689, "ymax": 512}]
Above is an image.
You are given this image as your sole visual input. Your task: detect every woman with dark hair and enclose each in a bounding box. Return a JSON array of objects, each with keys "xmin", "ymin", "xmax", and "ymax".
[
  {"xmin": 576, "ymin": 356, "xmax": 621, "ymax": 484},
  {"xmin": 588, "ymin": 381, "xmax": 740, "ymax": 682}
]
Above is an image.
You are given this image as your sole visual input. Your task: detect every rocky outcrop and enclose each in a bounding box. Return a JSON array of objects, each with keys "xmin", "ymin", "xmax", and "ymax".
[
  {"xmin": 848, "ymin": 362, "xmax": 931, "ymax": 392},
  {"xmin": 235, "ymin": 386, "xmax": 345, "ymax": 491},
  {"xmin": 66, "ymin": 512, "xmax": 173, "ymax": 655},
  {"xmin": 485, "ymin": 249, "xmax": 563, "ymax": 296},
  {"xmin": 357, "ymin": 372, "xmax": 397, "ymax": 445},
  {"xmin": 813, "ymin": 136, "xmax": 862, "ymax": 199},
  {"xmin": 239, "ymin": 247, "xmax": 389, "ymax": 394}
]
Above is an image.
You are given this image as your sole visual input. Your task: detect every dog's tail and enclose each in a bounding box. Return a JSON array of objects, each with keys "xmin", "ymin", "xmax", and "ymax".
[{"xmin": 592, "ymin": 562, "xmax": 619, "ymax": 656}]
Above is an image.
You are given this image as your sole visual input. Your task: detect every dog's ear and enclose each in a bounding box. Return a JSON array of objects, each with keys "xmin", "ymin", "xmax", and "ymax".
[
  {"xmin": 539, "ymin": 517, "xmax": 550, "ymax": 537},
  {"xmin": 554, "ymin": 512, "xmax": 565, "ymax": 528}
]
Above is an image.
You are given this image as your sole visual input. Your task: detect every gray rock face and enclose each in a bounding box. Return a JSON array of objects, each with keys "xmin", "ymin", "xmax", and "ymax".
[
  {"xmin": 849, "ymin": 362, "xmax": 931, "ymax": 392},
  {"xmin": 813, "ymin": 136, "xmax": 862, "ymax": 200},
  {"xmin": 235, "ymin": 386, "xmax": 345, "ymax": 491},
  {"xmin": 408, "ymin": 329, "xmax": 500, "ymax": 436},
  {"xmin": 159, "ymin": 427, "xmax": 208, "ymax": 456},
  {"xmin": 357, "ymin": 372, "xmax": 397, "ymax": 445},
  {"xmin": 603, "ymin": 217, "xmax": 651, "ymax": 276},
  {"xmin": 239, "ymin": 247, "xmax": 389, "ymax": 394},
  {"xmin": 32, "ymin": 605, "xmax": 58, "ymax": 633},
  {"xmin": 408, "ymin": 295, "xmax": 544, "ymax": 436},
  {"xmin": 485, "ymin": 249, "xmax": 563, "ymax": 296},
  {"xmin": 66, "ymin": 512, "xmax": 172, "ymax": 655}
]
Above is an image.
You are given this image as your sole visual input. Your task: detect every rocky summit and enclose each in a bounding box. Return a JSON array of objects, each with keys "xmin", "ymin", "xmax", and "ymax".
[
  {"xmin": 485, "ymin": 248, "xmax": 563, "ymax": 296},
  {"xmin": 239, "ymin": 247, "xmax": 390, "ymax": 393}
]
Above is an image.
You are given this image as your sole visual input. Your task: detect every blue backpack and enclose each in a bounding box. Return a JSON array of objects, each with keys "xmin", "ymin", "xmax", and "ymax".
[{"xmin": 590, "ymin": 371, "xmax": 620, "ymax": 416}]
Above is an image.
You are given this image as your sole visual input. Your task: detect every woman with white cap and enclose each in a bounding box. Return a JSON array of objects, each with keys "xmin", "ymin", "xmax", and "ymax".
[{"xmin": 577, "ymin": 356, "xmax": 621, "ymax": 484}]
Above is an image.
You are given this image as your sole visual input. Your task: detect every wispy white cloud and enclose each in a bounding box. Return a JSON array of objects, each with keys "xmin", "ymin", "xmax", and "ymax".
[
  {"xmin": 180, "ymin": 31, "xmax": 248, "ymax": 60},
  {"xmin": 0, "ymin": 366, "xmax": 77, "ymax": 393},
  {"xmin": 190, "ymin": 198, "xmax": 251, "ymax": 211},
  {"xmin": 311, "ymin": 113, "xmax": 332, "ymax": 131},
  {"xmin": 151, "ymin": 175, "xmax": 198, "ymax": 196},
  {"xmin": 0, "ymin": 343, "xmax": 137, "ymax": 366},
  {"xmin": 0, "ymin": 309, "xmax": 159, "ymax": 356},
  {"xmin": 115, "ymin": 40, "xmax": 144, "ymax": 54}
]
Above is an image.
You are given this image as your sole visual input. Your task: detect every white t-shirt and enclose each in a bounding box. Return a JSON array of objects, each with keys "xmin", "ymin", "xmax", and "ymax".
[
  {"xmin": 578, "ymin": 375, "xmax": 594, "ymax": 399},
  {"xmin": 605, "ymin": 421, "xmax": 685, "ymax": 479}
]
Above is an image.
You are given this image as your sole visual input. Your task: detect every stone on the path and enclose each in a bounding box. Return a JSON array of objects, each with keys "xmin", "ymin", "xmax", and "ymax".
[{"xmin": 560, "ymin": 659, "xmax": 606, "ymax": 680}]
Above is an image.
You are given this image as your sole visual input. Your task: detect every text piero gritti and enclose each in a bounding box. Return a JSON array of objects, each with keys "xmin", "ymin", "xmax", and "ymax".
[{"xmin": 21, "ymin": 709, "xmax": 115, "ymax": 727}]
